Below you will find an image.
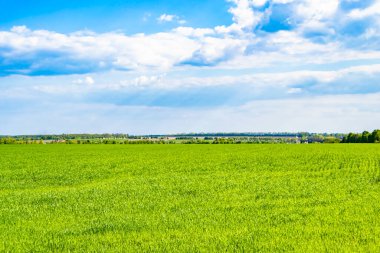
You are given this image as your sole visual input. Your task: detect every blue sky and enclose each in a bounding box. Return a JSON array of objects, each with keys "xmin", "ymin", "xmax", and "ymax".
[
  {"xmin": 0, "ymin": 0, "xmax": 231, "ymax": 33},
  {"xmin": 1, "ymin": 0, "xmax": 380, "ymax": 134}
]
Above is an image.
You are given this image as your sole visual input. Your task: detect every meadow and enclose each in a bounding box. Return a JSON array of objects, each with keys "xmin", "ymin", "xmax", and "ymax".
[{"xmin": 0, "ymin": 144, "xmax": 379, "ymax": 252}]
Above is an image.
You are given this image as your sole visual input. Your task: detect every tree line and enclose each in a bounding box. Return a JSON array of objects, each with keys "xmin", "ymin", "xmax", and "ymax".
[
  {"xmin": 341, "ymin": 130, "xmax": 380, "ymax": 143},
  {"xmin": 1, "ymin": 130, "xmax": 379, "ymax": 144}
]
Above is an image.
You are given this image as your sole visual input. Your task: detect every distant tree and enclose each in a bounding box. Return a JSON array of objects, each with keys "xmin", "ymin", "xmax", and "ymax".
[
  {"xmin": 355, "ymin": 134, "xmax": 362, "ymax": 143},
  {"xmin": 324, "ymin": 137, "xmax": 340, "ymax": 143},
  {"xmin": 347, "ymin": 133, "xmax": 362, "ymax": 143},
  {"xmin": 370, "ymin": 130, "xmax": 380, "ymax": 143},
  {"xmin": 361, "ymin": 131, "xmax": 370, "ymax": 143},
  {"xmin": 3, "ymin": 138, "xmax": 17, "ymax": 144},
  {"xmin": 347, "ymin": 133, "xmax": 354, "ymax": 143}
]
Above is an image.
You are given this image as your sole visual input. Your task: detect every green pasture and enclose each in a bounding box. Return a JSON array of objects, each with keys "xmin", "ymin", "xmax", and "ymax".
[{"xmin": 0, "ymin": 144, "xmax": 379, "ymax": 252}]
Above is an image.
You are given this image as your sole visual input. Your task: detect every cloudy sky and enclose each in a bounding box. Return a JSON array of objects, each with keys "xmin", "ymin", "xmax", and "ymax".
[{"xmin": 1, "ymin": 0, "xmax": 380, "ymax": 135}]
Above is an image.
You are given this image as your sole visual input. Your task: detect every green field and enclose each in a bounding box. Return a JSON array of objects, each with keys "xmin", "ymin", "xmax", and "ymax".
[{"xmin": 1, "ymin": 145, "xmax": 379, "ymax": 252}]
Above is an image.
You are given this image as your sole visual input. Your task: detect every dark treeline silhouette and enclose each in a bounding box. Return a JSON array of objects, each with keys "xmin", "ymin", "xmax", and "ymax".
[{"xmin": 341, "ymin": 130, "xmax": 380, "ymax": 143}]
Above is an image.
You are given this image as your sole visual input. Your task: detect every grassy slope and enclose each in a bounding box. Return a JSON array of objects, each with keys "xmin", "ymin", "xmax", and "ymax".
[{"xmin": 0, "ymin": 144, "xmax": 379, "ymax": 252}]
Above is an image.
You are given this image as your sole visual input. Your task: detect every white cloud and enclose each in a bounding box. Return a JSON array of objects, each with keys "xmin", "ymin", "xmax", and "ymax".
[
  {"xmin": 9, "ymin": 63, "xmax": 379, "ymax": 97},
  {"xmin": 174, "ymin": 27, "xmax": 215, "ymax": 37},
  {"xmin": 10, "ymin": 25, "xmax": 30, "ymax": 33},
  {"xmin": 293, "ymin": 0, "xmax": 339, "ymax": 35},
  {"xmin": 0, "ymin": 0, "xmax": 380, "ymax": 78},
  {"xmin": 251, "ymin": 0, "xmax": 268, "ymax": 7},
  {"xmin": 128, "ymin": 74, "xmax": 166, "ymax": 87},
  {"xmin": 0, "ymin": 27, "xmax": 200, "ymax": 72},
  {"xmin": 229, "ymin": 0, "xmax": 260, "ymax": 29},
  {"xmin": 296, "ymin": 0, "xmax": 339, "ymax": 21},
  {"xmin": 157, "ymin": 14, "xmax": 186, "ymax": 24},
  {"xmin": 2, "ymin": 21, "xmax": 380, "ymax": 83},
  {"xmin": 272, "ymin": 0, "xmax": 295, "ymax": 3},
  {"xmin": 73, "ymin": 76, "xmax": 95, "ymax": 85},
  {"xmin": 2, "ymin": 0, "xmax": 380, "ymax": 134},
  {"xmin": 158, "ymin": 14, "xmax": 176, "ymax": 22},
  {"xmin": 165, "ymin": 64, "xmax": 380, "ymax": 89},
  {"xmin": 215, "ymin": 0, "xmax": 266, "ymax": 33},
  {"xmin": 348, "ymin": 1, "xmax": 380, "ymax": 19}
]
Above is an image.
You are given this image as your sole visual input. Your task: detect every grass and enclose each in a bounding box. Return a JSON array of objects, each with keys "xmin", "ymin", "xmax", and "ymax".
[{"xmin": 0, "ymin": 144, "xmax": 379, "ymax": 252}]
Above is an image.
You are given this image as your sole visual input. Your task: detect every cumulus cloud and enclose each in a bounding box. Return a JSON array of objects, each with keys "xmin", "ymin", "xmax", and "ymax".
[
  {"xmin": 215, "ymin": 0, "xmax": 267, "ymax": 33},
  {"xmin": 347, "ymin": 1, "xmax": 380, "ymax": 19},
  {"xmin": 0, "ymin": 0, "xmax": 380, "ymax": 78},
  {"xmin": 0, "ymin": 27, "xmax": 199, "ymax": 74},
  {"xmin": 2, "ymin": 0, "xmax": 380, "ymax": 134}
]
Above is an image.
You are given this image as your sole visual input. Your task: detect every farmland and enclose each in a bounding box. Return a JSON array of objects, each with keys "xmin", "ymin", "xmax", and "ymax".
[{"xmin": 0, "ymin": 144, "xmax": 379, "ymax": 252}]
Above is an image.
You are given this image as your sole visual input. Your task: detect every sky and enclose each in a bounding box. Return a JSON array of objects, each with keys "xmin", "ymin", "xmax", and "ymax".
[{"xmin": 1, "ymin": 0, "xmax": 380, "ymax": 135}]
